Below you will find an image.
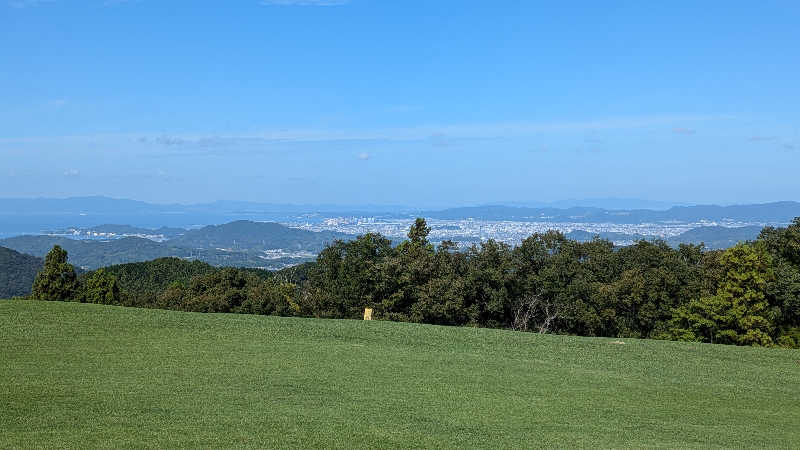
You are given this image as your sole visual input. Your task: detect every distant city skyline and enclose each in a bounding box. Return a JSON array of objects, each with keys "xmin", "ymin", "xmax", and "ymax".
[{"xmin": 2, "ymin": 1, "xmax": 799, "ymax": 205}]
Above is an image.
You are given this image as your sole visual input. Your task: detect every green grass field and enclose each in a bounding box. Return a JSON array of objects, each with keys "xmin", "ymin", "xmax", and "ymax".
[{"xmin": 1, "ymin": 300, "xmax": 799, "ymax": 448}]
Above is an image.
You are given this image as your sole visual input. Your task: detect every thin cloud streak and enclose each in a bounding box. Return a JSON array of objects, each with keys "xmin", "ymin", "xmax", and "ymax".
[
  {"xmin": 7, "ymin": 0, "xmax": 54, "ymax": 7},
  {"xmin": 258, "ymin": 0, "xmax": 348, "ymax": 6},
  {"xmin": 747, "ymin": 136, "xmax": 777, "ymax": 142},
  {"xmin": 8, "ymin": 0, "xmax": 136, "ymax": 6},
  {"xmin": 0, "ymin": 115, "xmax": 731, "ymax": 147}
]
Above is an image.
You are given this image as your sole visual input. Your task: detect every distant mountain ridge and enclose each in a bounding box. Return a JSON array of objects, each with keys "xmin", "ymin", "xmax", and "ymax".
[
  {"xmin": 489, "ymin": 198, "xmax": 685, "ymax": 210},
  {"xmin": 0, "ymin": 196, "xmax": 411, "ymax": 215},
  {"xmin": 4, "ymin": 196, "xmax": 798, "ymax": 220},
  {"xmin": 2, "ymin": 197, "xmax": 798, "ymax": 240},
  {"xmin": 426, "ymin": 202, "xmax": 800, "ymax": 224}
]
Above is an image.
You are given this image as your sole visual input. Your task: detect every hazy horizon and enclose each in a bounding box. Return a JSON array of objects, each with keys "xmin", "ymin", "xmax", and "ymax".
[{"xmin": 3, "ymin": 194, "xmax": 800, "ymax": 211}]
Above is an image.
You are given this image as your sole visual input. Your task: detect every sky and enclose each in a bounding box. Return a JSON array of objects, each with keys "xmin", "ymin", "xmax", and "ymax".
[{"xmin": 1, "ymin": 0, "xmax": 799, "ymax": 207}]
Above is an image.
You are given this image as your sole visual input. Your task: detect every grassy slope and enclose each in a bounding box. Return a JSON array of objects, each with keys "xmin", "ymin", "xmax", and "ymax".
[{"xmin": 1, "ymin": 301, "xmax": 798, "ymax": 449}]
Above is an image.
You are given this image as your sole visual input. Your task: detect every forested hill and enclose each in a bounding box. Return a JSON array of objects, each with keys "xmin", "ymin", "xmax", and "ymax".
[
  {"xmin": 168, "ymin": 220, "xmax": 350, "ymax": 251},
  {"xmin": 0, "ymin": 221, "xmax": 352, "ymax": 270},
  {"xmin": 0, "ymin": 236, "xmax": 181, "ymax": 270},
  {"xmin": 665, "ymin": 226, "xmax": 764, "ymax": 249},
  {"xmin": 80, "ymin": 257, "xmax": 278, "ymax": 307},
  {"xmin": 427, "ymin": 201, "xmax": 800, "ymax": 224},
  {"xmin": 0, "ymin": 247, "xmax": 42, "ymax": 298}
]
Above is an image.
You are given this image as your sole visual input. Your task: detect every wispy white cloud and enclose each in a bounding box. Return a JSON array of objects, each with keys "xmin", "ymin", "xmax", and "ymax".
[
  {"xmin": 7, "ymin": 0, "xmax": 135, "ymax": 6},
  {"xmin": 63, "ymin": 168, "xmax": 80, "ymax": 178},
  {"xmin": 357, "ymin": 152, "xmax": 370, "ymax": 160},
  {"xmin": 259, "ymin": 0, "xmax": 348, "ymax": 6},
  {"xmin": 428, "ymin": 132, "xmax": 451, "ymax": 147},
  {"xmin": 0, "ymin": 115, "xmax": 730, "ymax": 148},
  {"xmin": 103, "ymin": 0, "xmax": 141, "ymax": 6},
  {"xmin": 154, "ymin": 135, "xmax": 189, "ymax": 146},
  {"xmin": 7, "ymin": 0, "xmax": 54, "ymax": 8},
  {"xmin": 48, "ymin": 99, "xmax": 68, "ymax": 108},
  {"xmin": 747, "ymin": 135, "xmax": 776, "ymax": 142}
]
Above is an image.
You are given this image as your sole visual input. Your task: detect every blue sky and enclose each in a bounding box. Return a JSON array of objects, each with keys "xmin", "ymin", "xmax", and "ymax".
[{"xmin": 1, "ymin": 0, "xmax": 799, "ymax": 207}]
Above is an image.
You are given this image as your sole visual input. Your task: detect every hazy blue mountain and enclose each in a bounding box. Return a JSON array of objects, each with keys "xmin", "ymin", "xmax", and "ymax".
[
  {"xmin": 3, "ymin": 198, "xmax": 798, "ymax": 241},
  {"xmin": 549, "ymin": 198, "xmax": 682, "ymax": 210},
  {"xmin": 566, "ymin": 225, "xmax": 763, "ymax": 250},
  {"xmin": 427, "ymin": 202, "xmax": 800, "ymax": 224},
  {"xmin": 651, "ymin": 203, "xmax": 800, "ymax": 223},
  {"xmin": 499, "ymin": 198, "xmax": 683, "ymax": 210},
  {"xmin": 0, "ymin": 196, "xmax": 409, "ymax": 215},
  {"xmin": 192, "ymin": 200, "xmax": 411, "ymax": 214},
  {"xmin": 0, "ymin": 247, "xmax": 43, "ymax": 298},
  {"xmin": 666, "ymin": 226, "xmax": 763, "ymax": 249},
  {"xmin": 4, "ymin": 197, "xmax": 798, "ymax": 224},
  {"xmin": 0, "ymin": 197, "xmax": 410, "ymax": 237},
  {"xmin": 427, "ymin": 205, "xmax": 623, "ymax": 221},
  {"xmin": 0, "ymin": 196, "xmax": 177, "ymax": 214}
]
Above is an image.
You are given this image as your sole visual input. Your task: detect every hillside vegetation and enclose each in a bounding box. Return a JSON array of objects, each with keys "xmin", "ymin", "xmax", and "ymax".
[
  {"xmin": 23, "ymin": 218, "xmax": 800, "ymax": 348},
  {"xmin": 92, "ymin": 258, "xmax": 220, "ymax": 305},
  {"xmin": 0, "ymin": 220, "xmax": 337, "ymax": 269},
  {"xmin": 170, "ymin": 220, "xmax": 349, "ymax": 251},
  {"xmin": 1, "ymin": 301, "xmax": 798, "ymax": 448},
  {"xmin": 0, "ymin": 247, "xmax": 42, "ymax": 298},
  {"xmin": 0, "ymin": 235, "xmax": 180, "ymax": 269},
  {"xmin": 88, "ymin": 258, "xmax": 275, "ymax": 307}
]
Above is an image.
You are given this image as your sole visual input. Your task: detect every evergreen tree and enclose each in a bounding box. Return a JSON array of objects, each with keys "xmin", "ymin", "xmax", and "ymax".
[
  {"xmin": 669, "ymin": 243, "xmax": 774, "ymax": 346},
  {"xmin": 407, "ymin": 217, "xmax": 432, "ymax": 246},
  {"xmin": 31, "ymin": 245, "xmax": 78, "ymax": 301}
]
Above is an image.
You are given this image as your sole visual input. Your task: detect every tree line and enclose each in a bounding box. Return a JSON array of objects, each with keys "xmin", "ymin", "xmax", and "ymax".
[{"xmin": 28, "ymin": 218, "xmax": 800, "ymax": 348}]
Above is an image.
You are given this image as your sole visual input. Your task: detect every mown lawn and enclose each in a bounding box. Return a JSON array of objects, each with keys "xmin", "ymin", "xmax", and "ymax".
[{"xmin": 1, "ymin": 300, "xmax": 798, "ymax": 448}]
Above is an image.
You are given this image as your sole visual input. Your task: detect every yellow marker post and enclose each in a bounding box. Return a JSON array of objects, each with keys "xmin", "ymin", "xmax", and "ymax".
[{"xmin": 363, "ymin": 308, "xmax": 373, "ymax": 320}]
